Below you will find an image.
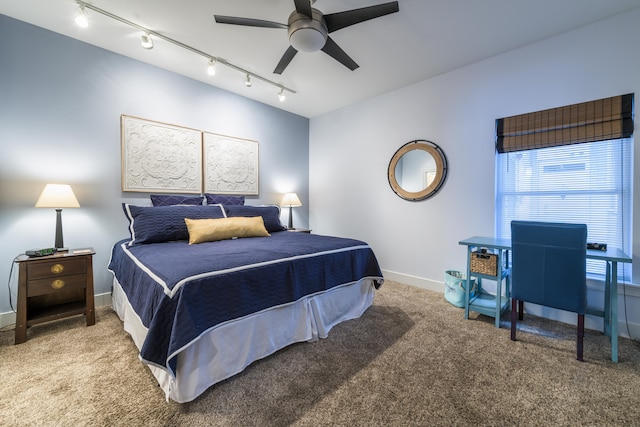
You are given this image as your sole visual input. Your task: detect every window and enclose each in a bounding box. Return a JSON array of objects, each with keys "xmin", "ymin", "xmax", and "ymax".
[
  {"xmin": 495, "ymin": 94, "xmax": 633, "ymax": 280},
  {"xmin": 495, "ymin": 138, "xmax": 632, "ymax": 279}
]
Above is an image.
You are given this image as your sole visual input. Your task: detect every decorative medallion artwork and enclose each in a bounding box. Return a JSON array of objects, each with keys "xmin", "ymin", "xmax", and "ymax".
[
  {"xmin": 121, "ymin": 115, "xmax": 202, "ymax": 193},
  {"xmin": 120, "ymin": 115, "xmax": 259, "ymax": 195},
  {"xmin": 203, "ymin": 133, "xmax": 259, "ymax": 195}
]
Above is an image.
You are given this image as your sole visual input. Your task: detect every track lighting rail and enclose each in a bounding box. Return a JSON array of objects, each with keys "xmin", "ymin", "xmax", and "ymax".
[{"xmin": 75, "ymin": 1, "xmax": 296, "ymax": 96}]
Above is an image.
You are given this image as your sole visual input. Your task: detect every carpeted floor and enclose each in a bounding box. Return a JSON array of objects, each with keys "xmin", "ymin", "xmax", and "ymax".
[{"xmin": 1, "ymin": 280, "xmax": 639, "ymax": 426}]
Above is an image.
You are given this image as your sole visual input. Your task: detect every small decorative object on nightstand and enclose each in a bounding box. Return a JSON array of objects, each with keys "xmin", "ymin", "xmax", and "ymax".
[
  {"xmin": 280, "ymin": 192, "xmax": 302, "ymax": 229},
  {"xmin": 14, "ymin": 248, "xmax": 95, "ymax": 344}
]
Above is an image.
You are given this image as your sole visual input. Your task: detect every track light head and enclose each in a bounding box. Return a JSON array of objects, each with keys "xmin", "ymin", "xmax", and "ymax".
[
  {"xmin": 244, "ymin": 74, "xmax": 252, "ymax": 87},
  {"xmin": 74, "ymin": 3, "xmax": 89, "ymax": 28},
  {"xmin": 207, "ymin": 59, "xmax": 217, "ymax": 76},
  {"xmin": 140, "ymin": 33, "xmax": 154, "ymax": 49},
  {"xmin": 278, "ymin": 88, "xmax": 286, "ymax": 102}
]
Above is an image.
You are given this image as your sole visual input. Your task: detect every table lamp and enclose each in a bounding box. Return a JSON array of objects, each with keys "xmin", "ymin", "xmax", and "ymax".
[
  {"xmin": 281, "ymin": 192, "xmax": 302, "ymax": 230},
  {"xmin": 35, "ymin": 184, "xmax": 80, "ymax": 250}
]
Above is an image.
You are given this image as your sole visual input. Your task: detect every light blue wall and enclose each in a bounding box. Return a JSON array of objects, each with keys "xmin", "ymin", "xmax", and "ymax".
[{"xmin": 0, "ymin": 15, "xmax": 309, "ymax": 316}]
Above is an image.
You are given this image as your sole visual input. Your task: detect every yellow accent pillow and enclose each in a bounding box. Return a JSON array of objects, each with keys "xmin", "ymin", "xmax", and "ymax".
[{"xmin": 185, "ymin": 216, "xmax": 270, "ymax": 244}]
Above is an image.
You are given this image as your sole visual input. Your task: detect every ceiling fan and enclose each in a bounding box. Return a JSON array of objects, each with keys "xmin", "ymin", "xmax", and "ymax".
[{"xmin": 214, "ymin": 0, "xmax": 400, "ymax": 74}]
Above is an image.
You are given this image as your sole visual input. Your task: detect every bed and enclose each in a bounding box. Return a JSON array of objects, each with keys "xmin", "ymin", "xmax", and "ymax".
[{"xmin": 108, "ymin": 202, "xmax": 384, "ymax": 402}]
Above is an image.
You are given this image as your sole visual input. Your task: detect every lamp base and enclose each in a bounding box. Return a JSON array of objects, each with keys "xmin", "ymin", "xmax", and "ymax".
[
  {"xmin": 54, "ymin": 208, "xmax": 64, "ymax": 249},
  {"xmin": 288, "ymin": 206, "xmax": 294, "ymax": 229}
]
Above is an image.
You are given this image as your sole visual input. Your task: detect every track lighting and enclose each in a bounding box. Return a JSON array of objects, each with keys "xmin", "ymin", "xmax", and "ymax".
[
  {"xmin": 207, "ymin": 59, "xmax": 216, "ymax": 76},
  {"xmin": 140, "ymin": 33, "xmax": 154, "ymax": 49},
  {"xmin": 72, "ymin": 1, "xmax": 295, "ymax": 99},
  {"xmin": 74, "ymin": 3, "xmax": 89, "ymax": 28},
  {"xmin": 278, "ymin": 88, "xmax": 286, "ymax": 102}
]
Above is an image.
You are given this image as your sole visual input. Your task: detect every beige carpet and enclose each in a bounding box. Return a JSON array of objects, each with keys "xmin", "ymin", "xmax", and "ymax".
[{"xmin": 1, "ymin": 280, "xmax": 639, "ymax": 426}]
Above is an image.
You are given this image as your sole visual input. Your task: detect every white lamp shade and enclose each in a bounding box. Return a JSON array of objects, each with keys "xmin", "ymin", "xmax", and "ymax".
[
  {"xmin": 35, "ymin": 184, "xmax": 80, "ymax": 208},
  {"xmin": 281, "ymin": 193, "xmax": 302, "ymax": 207}
]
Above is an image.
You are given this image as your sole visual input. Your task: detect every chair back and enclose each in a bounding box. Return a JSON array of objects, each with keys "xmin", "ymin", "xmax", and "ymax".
[{"xmin": 511, "ymin": 221, "xmax": 587, "ymax": 314}]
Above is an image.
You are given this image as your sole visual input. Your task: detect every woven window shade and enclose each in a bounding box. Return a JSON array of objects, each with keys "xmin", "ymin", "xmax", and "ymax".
[{"xmin": 496, "ymin": 94, "xmax": 634, "ymax": 153}]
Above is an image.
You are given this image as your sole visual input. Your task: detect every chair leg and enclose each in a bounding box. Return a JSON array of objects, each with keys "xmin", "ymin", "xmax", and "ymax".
[
  {"xmin": 518, "ymin": 300, "xmax": 524, "ymax": 321},
  {"xmin": 511, "ymin": 298, "xmax": 517, "ymax": 341},
  {"xmin": 577, "ymin": 313, "xmax": 585, "ymax": 362}
]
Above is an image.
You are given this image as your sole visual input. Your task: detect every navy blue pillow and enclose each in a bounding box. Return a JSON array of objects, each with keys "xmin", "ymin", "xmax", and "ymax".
[
  {"xmin": 224, "ymin": 205, "xmax": 286, "ymax": 233},
  {"xmin": 205, "ymin": 193, "xmax": 245, "ymax": 206},
  {"xmin": 123, "ymin": 203, "xmax": 226, "ymax": 246},
  {"xmin": 150, "ymin": 194, "xmax": 204, "ymax": 207}
]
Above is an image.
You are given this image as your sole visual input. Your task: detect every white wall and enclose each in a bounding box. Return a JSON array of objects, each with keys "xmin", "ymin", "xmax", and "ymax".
[
  {"xmin": 310, "ymin": 10, "xmax": 640, "ymax": 336},
  {"xmin": 0, "ymin": 16, "xmax": 309, "ymax": 321}
]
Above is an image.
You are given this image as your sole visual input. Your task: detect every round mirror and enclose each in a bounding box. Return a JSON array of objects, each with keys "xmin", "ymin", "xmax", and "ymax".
[{"xmin": 388, "ymin": 140, "xmax": 448, "ymax": 201}]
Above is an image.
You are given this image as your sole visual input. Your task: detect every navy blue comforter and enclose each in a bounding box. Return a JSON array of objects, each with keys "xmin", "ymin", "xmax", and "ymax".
[{"xmin": 108, "ymin": 231, "xmax": 383, "ymax": 375}]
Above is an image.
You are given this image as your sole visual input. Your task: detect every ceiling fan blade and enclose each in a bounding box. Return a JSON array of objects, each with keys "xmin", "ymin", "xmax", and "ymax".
[
  {"xmin": 324, "ymin": 1, "xmax": 399, "ymax": 33},
  {"xmin": 274, "ymin": 46, "xmax": 298, "ymax": 74},
  {"xmin": 321, "ymin": 36, "xmax": 359, "ymax": 71},
  {"xmin": 214, "ymin": 15, "xmax": 288, "ymax": 29},
  {"xmin": 293, "ymin": 0, "xmax": 313, "ymax": 18}
]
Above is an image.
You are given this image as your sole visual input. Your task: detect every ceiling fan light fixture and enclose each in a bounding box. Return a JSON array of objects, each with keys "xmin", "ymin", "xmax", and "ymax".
[
  {"xmin": 207, "ymin": 58, "xmax": 217, "ymax": 76},
  {"xmin": 288, "ymin": 10, "xmax": 327, "ymax": 53},
  {"xmin": 74, "ymin": 3, "xmax": 89, "ymax": 28},
  {"xmin": 141, "ymin": 33, "xmax": 154, "ymax": 49},
  {"xmin": 290, "ymin": 28, "xmax": 326, "ymax": 52}
]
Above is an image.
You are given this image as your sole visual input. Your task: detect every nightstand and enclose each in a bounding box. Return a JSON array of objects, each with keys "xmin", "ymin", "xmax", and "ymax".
[
  {"xmin": 287, "ymin": 228, "xmax": 311, "ymax": 233},
  {"xmin": 15, "ymin": 248, "xmax": 96, "ymax": 344}
]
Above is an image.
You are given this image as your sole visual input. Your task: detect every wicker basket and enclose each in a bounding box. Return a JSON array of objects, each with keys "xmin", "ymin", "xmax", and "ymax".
[{"xmin": 470, "ymin": 250, "xmax": 498, "ymax": 276}]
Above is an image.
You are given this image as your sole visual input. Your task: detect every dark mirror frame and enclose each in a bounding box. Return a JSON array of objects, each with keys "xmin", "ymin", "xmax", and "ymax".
[{"xmin": 388, "ymin": 140, "xmax": 448, "ymax": 201}]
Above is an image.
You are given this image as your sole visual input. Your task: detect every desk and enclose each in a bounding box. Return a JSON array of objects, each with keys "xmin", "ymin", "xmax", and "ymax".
[{"xmin": 459, "ymin": 236, "xmax": 631, "ymax": 363}]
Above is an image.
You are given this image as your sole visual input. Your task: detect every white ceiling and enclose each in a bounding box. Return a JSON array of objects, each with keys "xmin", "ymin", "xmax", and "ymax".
[{"xmin": 2, "ymin": 0, "xmax": 640, "ymax": 118}]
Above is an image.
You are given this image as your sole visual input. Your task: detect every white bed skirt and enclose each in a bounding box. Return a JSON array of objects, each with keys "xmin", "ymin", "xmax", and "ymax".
[{"xmin": 111, "ymin": 277, "xmax": 377, "ymax": 403}]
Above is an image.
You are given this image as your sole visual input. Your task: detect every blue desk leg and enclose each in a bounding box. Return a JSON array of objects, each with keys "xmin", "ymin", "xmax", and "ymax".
[
  {"xmin": 494, "ymin": 253, "xmax": 502, "ymax": 328},
  {"xmin": 464, "ymin": 246, "xmax": 472, "ymax": 320},
  {"xmin": 611, "ymin": 261, "xmax": 619, "ymax": 363},
  {"xmin": 604, "ymin": 262, "xmax": 611, "ymax": 337}
]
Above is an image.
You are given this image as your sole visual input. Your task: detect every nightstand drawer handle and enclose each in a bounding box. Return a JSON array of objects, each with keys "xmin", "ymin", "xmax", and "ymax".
[
  {"xmin": 51, "ymin": 279, "xmax": 65, "ymax": 290},
  {"xmin": 51, "ymin": 264, "xmax": 64, "ymax": 274}
]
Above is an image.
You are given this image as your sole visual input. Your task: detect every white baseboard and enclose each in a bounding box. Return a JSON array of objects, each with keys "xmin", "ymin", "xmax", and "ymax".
[
  {"xmin": 381, "ymin": 269, "xmax": 640, "ymax": 340},
  {"xmin": 94, "ymin": 291, "xmax": 112, "ymax": 308},
  {"xmin": 382, "ymin": 269, "xmax": 444, "ymax": 293},
  {"xmin": 0, "ymin": 292, "xmax": 112, "ymax": 329},
  {"xmin": 0, "ymin": 310, "xmax": 15, "ymax": 330}
]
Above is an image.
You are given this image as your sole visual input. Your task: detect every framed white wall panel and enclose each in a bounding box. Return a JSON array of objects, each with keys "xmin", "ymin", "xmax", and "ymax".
[
  {"xmin": 121, "ymin": 115, "xmax": 202, "ymax": 193},
  {"xmin": 203, "ymin": 132, "xmax": 259, "ymax": 195}
]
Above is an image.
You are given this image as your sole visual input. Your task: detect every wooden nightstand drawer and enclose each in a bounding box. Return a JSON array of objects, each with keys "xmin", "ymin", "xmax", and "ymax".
[
  {"xmin": 27, "ymin": 273, "xmax": 88, "ymax": 297},
  {"xmin": 27, "ymin": 258, "xmax": 86, "ymax": 280}
]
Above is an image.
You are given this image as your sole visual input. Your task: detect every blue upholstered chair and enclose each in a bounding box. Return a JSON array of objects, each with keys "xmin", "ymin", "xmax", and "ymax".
[{"xmin": 510, "ymin": 221, "xmax": 587, "ymax": 361}]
